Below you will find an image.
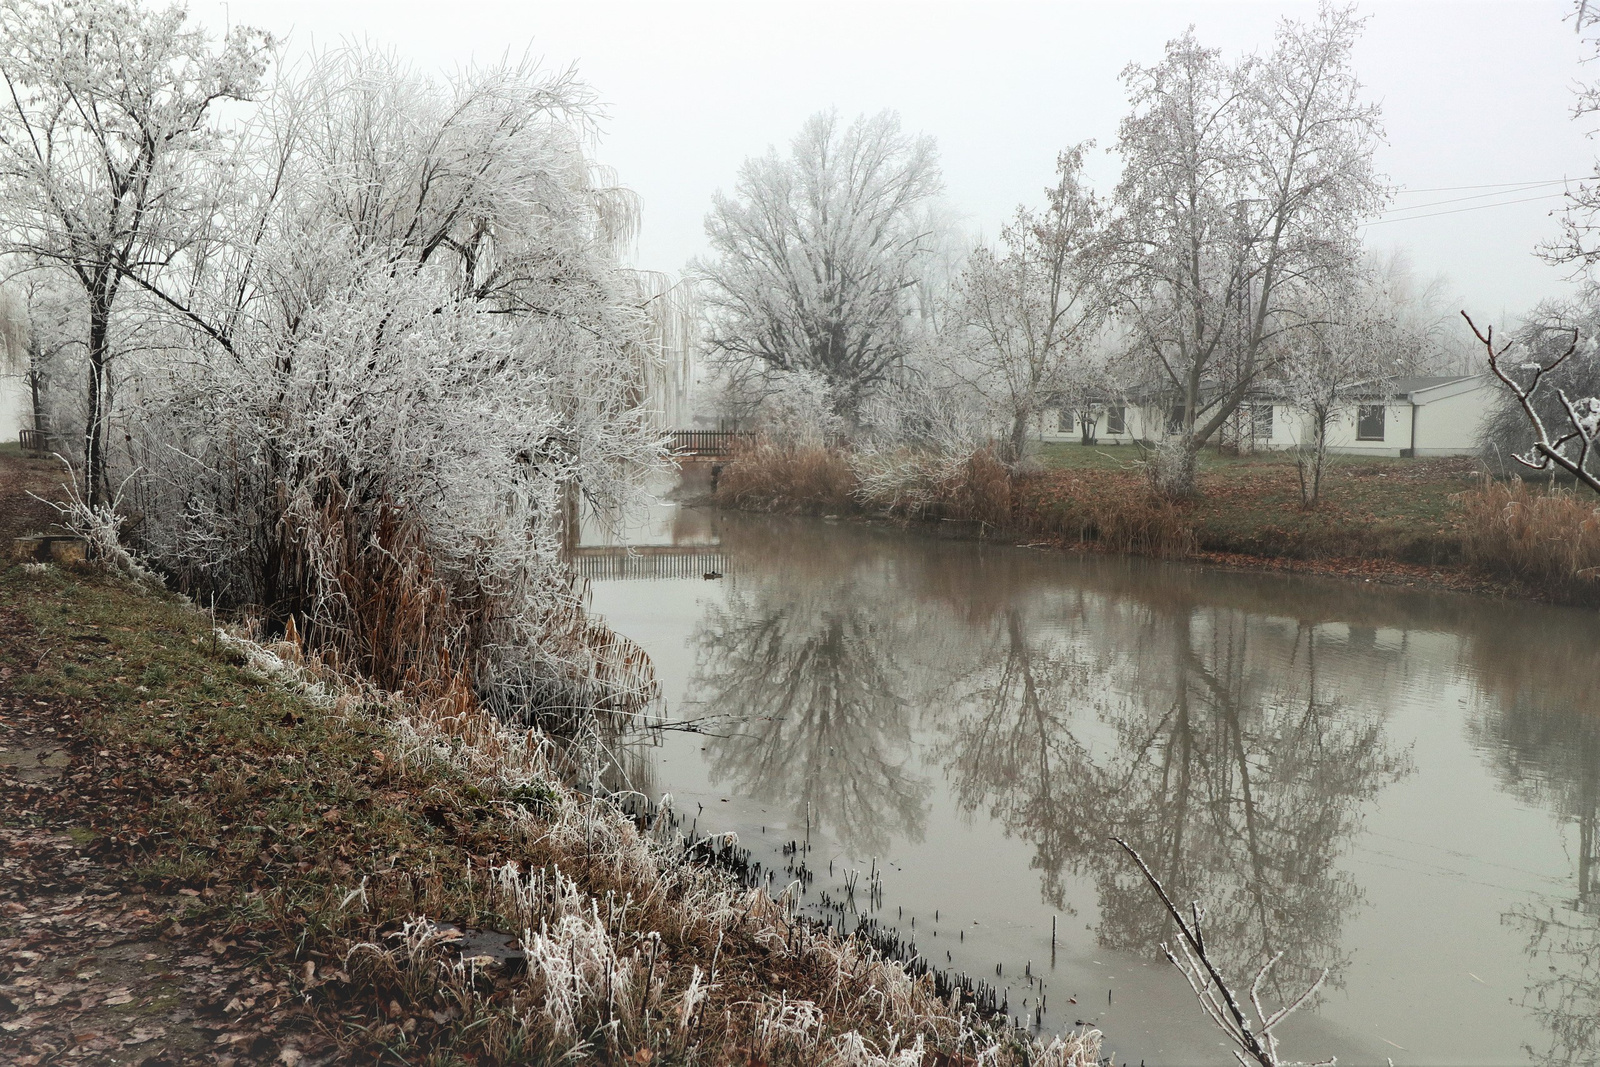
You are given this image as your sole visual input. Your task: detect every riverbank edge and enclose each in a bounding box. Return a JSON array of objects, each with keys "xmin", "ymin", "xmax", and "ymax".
[
  {"xmin": 0, "ymin": 461, "xmax": 1100, "ymax": 1065},
  {"xmin": 694, "ymin": 478, "xmax": 1539, "ymax": 608}
]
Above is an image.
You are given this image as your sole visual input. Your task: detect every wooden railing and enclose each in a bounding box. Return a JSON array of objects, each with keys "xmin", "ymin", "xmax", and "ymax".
[
  {"xmin": 18, "ymin": 429, "xmax": 50, "ymax": 458},
  {"xmin": 668, "ymin": 430, "xmax": 753, "ymax": 457}
]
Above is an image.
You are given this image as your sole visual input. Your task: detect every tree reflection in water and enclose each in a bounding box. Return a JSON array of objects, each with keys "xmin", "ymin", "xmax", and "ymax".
[
  {"xmin": 1469, "ymin": 625, "xmax": 1600, "ymax": 1066},
  {"xmin": 690, "ymin": 583, "xmax": 929, "ymax": 854},
  {"xmin": 941, "ymin": 598, "xmax": 1411, "ymax": 1010}
]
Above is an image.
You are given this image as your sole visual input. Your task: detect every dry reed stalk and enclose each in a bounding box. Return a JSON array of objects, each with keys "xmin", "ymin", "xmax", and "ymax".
[
  {"xmin": 1012, "ymin": 473, "xmax": 1196, "ymax": 558},
  {"xmin": 270, "ymin": 479, "xmax": 657, "ymax": 727},
  {"xmin": 715, "ymin": 436, "xmax": 859, "ymax": 514},
  {"xmin": 1460, "ymin": 479, "xmax": 1600, "ymax": 602}
]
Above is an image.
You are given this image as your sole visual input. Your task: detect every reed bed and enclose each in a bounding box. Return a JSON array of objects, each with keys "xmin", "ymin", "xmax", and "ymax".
[
  {"xmin": 1459, "ymin": 479, "xmax": 1600, "ymax": 602},
  {"xmin": 714, "ymin": 434, "xmax": 1196, "ymax": 558},
  {"xmin": 714, "ymin": 436, "xmax": 859, "ymax": 515},
  {"xmin": 248, "ymin": 481, "xmax": 659, "ymax": 730}
]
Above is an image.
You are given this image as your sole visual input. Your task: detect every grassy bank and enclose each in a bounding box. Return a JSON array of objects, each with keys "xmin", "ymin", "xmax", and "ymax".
[
  {"xmin": 712, "ymin": 438, "xmax": 1600, "ymax": 605},
  {"xmin": 0, "ymin": 453, "xmax": 1095, "ymax": 1066}
]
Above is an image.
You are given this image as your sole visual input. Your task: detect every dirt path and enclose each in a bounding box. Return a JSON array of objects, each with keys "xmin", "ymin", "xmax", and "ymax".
[{"xmin": 0, "ymin": 456, "xmax": 323, "ymax": 1065}]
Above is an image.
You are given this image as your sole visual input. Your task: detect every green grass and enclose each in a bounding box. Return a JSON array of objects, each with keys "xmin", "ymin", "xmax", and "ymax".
[
  {"xmin": 1034, "ymin": 439, "xmax": 1429, "ymax": 473},
  {"xmin": 1026, "ymin": 442, "xmax": 1481, "ymax": 566}
]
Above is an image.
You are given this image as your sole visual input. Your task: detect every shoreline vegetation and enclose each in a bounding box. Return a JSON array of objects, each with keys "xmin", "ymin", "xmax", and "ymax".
[
  {"xmin": 709, "ymin": 436, "xmax": 1600, "ymax": 607},
  {"xmin": 0, "ymin": 450, "xmax": 1100, "ymax": 1065}
]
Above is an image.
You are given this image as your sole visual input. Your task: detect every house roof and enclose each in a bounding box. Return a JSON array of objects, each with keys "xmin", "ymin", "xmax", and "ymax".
[{"xmin": 1387, "ymin": 375, "xmax": 1480, "ymax": 398}]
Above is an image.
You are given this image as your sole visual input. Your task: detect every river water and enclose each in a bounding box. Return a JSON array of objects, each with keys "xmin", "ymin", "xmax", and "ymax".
[{"xmin": 579, "ymin": 493, "xmax": 1600, "ymax": 1066}]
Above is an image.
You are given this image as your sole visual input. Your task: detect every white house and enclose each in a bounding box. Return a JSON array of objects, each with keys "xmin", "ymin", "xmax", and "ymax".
[
  {"xmin": 1040, "ymin": 374, "xmax": 1497, "ymax": 458},
  {"xmin": 0, "ymin": 359, "xmax": 26, "ymax": 446}
]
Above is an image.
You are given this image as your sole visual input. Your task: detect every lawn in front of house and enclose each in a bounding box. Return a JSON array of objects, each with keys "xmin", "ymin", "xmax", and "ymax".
[{"xmin": 1031, "ymin": 441, "xmax": 1483, "ymax": 564}]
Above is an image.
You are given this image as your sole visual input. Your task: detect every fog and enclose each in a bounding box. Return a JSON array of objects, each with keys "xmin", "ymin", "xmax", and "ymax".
[{"xmin": 215, "ymin": 1, "xmax": 1593, "ymax": 321}]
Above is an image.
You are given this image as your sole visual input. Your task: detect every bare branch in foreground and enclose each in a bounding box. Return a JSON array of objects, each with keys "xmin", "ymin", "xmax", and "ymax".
[
  {"xmin": 1111, "ymin": 837, "xmax": 1333, "ymax": 1067},
  {"xmin": 1466, "ymin": 311, "xmax": 1600, "ymax": 495}
]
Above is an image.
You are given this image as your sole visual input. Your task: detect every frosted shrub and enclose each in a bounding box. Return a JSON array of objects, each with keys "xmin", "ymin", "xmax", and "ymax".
[
  {"xmin": 755, "ymin": 369, "xmax": 846, "ymax": 447},
  {"xmin": 850, "ymin": 387, "xmax": 999, "ymax": 519},
  {"xmin": 110, "ymin": 49, "xmax": 675, "ymax": 719}
]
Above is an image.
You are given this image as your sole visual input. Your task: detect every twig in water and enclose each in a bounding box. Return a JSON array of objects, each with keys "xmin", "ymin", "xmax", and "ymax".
[{"xmin": 1111, "ymin": 836, "xmax": 1333, "ymax": 1067}]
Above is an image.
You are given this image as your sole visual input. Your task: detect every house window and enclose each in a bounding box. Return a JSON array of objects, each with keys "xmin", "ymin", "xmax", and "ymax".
[
  {"xmin": 1252, "ymin": 403, "xmax": 1274, "ymax": 440},
  {"xmin": 1166, "ymin": 404, "xmax": 1187, "ymax": 434},
  {"xmin": 1057, "ymin": 409, "xmax": 1073, "ymax": 433},
  {"xmin": 1357, "ymin": 404, "xmax": 1386, "ymax": 441},
  {"xmin": 1107, "ymin": 405, "xmax": 1126, "ymax": 435}
]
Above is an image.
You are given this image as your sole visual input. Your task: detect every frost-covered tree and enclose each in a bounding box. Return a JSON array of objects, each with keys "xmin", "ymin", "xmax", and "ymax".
[
  {"xmin": 1277, "ymin": 271, "xmax": 1403, "ymax": 507},
  {"xmin": 953, "ymin": 146, "xmax": 1108, "ymax": 465},
  {"xmin": 1478, "ymin": 1, "xmax": 1600, "ymax": 496},
  {"xmin": 693, "ymin": 110, "xmax": 942, "ymax": 416},
  {"xmin": 1473, "ymin": 301, "xmax": 1600, "ymax": 494},
  {"xmin": 0, "ymin": 0, "xmax": 270, "ymax": 503},
  {"xmin": 110, "ymin": 46, "xmax": 675, "ymax": 717},
  {"xmin": 1110, "ymin": 4, "xmax": 1386, "ymax": 498}
]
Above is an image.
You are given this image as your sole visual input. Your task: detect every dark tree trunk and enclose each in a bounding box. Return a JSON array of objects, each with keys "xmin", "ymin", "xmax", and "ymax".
[{"xmin": 85, "ymin": 295, "xmax": 111, "ymax": 507}]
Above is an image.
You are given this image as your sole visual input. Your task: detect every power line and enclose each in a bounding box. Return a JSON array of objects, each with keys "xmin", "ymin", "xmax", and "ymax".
[
  {"xmin": 1392, "ymin": 179, "xmax": 1568, "ymax": 195},
  {"xmin": 1361, "ymin": 191, "xmax": 1567, "ymax": 227},
  {"xmin": 1379, "ymin": 181, "xmax": 1569, "ymax": 213}
]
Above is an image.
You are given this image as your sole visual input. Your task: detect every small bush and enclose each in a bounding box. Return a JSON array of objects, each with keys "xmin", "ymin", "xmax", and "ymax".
[
  {"xmin": 853, "ymin": 445, "xmax": 1012, "ymax": 526},
  {"xmin": 1460, "ymin": 480, "xmax": 1600, "ymax": 602}
]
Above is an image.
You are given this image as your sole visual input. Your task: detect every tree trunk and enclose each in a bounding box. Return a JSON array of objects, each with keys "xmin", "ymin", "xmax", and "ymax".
[
  {"xmin": 1005, "ymin": 411, "xmax": 1030, "ymax": 467},
  {"xmin": 1310, "ymin": 413, "xmax": 1327, "ymax": 508},
  {"xmin": 26, "ymin": 338, "xmax": 45, "ymax": 437},
  {"xmin": 1154, "ymin": 438, "xmax": 1200, "ymax": 499},
  {"xmin": 85, "ymin": 297, "xmax": 111, "ymax": 507}
]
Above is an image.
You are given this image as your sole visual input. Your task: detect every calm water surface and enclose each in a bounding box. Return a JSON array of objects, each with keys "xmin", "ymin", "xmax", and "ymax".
[{"xmin": 581, "ymin": 497, "xmax": 1600, "ymax": 1066}]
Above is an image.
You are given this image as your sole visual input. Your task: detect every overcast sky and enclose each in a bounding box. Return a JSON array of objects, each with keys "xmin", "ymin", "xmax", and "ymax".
[{"xmin": 225, "ymin": 0, "xmax": 1595, "ymax": 324}]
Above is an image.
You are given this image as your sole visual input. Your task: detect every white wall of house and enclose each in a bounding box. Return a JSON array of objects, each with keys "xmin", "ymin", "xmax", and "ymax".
[
  {"xmin": 1410, "ymin": 377, "xmax": 1495, "ymax": 456},
  {"xmin": 1299, "ymin": 403, "xmax": 1413, "ymax": 458},
  {"xmin": 0, "ymin": 373, "xmax": 25, "ymax": 444},
  {"xmin": 1038, "ymin": 376, "xmax": 1494, "ymax": 458},
  {"xmin": 1037, "ymin": 403, "xmax": 1148, "ymax": 444}
]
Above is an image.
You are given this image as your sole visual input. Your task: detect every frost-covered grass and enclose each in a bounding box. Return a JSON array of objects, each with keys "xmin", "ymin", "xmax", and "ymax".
[{"xmin": 0, "ymin": 550, "xmax": 1101, "ymax": 1065}]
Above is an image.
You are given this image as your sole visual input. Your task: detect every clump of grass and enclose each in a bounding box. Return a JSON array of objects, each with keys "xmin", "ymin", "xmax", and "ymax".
[
  {"xmin": 1014, "ymin": 470, "xmax": 1197, "ymax": 558},
  {"xmin": 1459, "ymin": 479, "xmax": 1600, "ymax": 602},
  {"xmin": 714, "ymin": 436, "xmax": 859, "ymax": 514}
]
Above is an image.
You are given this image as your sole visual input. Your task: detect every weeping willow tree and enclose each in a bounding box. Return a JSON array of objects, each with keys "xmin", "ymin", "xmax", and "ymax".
[{"xmin": 85, "ymin": 43, "xmax": 692, "ymax": 719}]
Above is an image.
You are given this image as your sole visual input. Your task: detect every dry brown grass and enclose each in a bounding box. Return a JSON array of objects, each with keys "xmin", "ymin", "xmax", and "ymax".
[
  {"xmin": 912, "ymin": 448, "xmax": 1014, "ymax": 527},
  {"xmin": 1459, "ymin": 479, "xmax": 1600, "ymax": 603},
  {"xmin": 714, "ymin": 437, "xmax": 858, "ymax": 514},
  {"xmin": 715, "ymin": 438, "xmax": 1200, "ymax": 558}
]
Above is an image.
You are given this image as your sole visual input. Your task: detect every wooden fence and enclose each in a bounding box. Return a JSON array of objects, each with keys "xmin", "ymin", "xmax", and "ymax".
[
  {"xmin": 668, "ymin": 431, "xmax": 753, "ymax": 458},
  {"xmin": 573, "ymin": 550, "xmax": 731, "ymax": 582}
]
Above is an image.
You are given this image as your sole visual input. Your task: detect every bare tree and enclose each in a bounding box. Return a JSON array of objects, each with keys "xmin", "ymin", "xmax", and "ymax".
[
  {"xmin": 952, "ymin": 145, "xmax": 1108, "ymax": 465},
  {"xmin": 1468, "ymin": 313, "xmax": 1600, "ymax": 494},
  {"xmin": 0, "ymin": 0, "xmax": 270, "ymax": 503},
  {"xmin": 693, "ymin": 110, "xmax": 942, "ymax": 416},
  {"xmin": 1110, "ymin": 4, "xmax": 1386, "ymax": 498},
  {"xmin": 1278, "ymin": 270, "xmax": 1403, "ymax": 507}
]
